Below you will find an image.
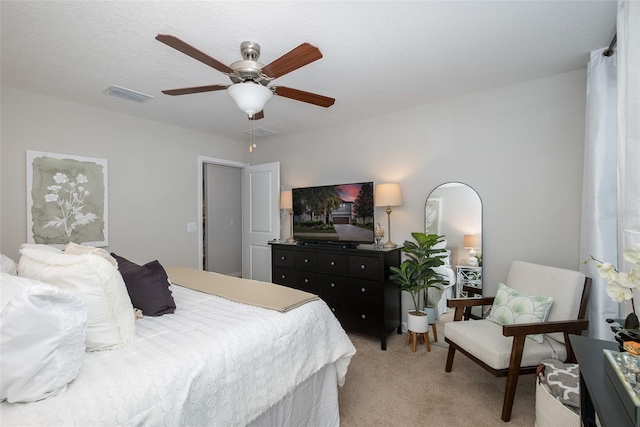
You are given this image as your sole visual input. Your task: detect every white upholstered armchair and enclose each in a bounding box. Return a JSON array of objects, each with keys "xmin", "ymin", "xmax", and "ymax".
[{"xmin": 444, "ymin": 261, "xmax": 591, "ymax": 422}]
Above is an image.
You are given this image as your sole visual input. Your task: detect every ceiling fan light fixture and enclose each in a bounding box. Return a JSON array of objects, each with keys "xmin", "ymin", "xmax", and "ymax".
[{"xmin": 227, "ymin": 82, "xmax": 273, "ymax": 116}]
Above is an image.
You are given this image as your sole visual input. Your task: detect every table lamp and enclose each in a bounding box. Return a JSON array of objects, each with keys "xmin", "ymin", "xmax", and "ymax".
[
  {"xmin": 280, "ymin": 190, "xmax": 295, "ymax": 244},
  {"xmin": 375, "ymin": 183, "xmax": 403, "ymax": 249},
  {"xmin": 463, "ymin": 234, "xmax": 481, "ymax": 266}
]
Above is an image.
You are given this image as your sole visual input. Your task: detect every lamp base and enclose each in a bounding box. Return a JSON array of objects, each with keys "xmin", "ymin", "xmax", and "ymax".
[
  {"xmin": 467, "ymin": 257, "xmax": 478, "ymax": 266},
  {"xmin": 285, "ymin": 237, "xmax": 296, "ymax": 244},
  {"xmin": 383, "ymin": 240, "xmax": 397, "ymax": 249}
]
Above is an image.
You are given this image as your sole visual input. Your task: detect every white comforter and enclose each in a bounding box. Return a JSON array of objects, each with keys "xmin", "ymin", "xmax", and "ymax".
[{"xmin": 1, "ymin": 285, "xmax": 356, "ymax": 426}]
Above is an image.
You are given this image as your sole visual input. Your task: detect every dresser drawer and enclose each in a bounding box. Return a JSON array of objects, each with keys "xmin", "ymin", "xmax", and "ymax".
[
  {"xmin": 295, "ymin": 251, "xmax": 319, "ymax": 271},
  {"xmin": 348, "ymin": 256, "xmax": 380, "ymax": 280},
  {"xmin": 323, "ymin": 295, "xmax": 379, "ymax": 336},
  {"xmin": 273, "ymin": 268, "xmax": 320, "ymax": 294},
  {"xmin": 320, "ymin": 275, "xmax": 379, "ymax": 303},
  {"xmin": 272, "ymin": 248, "xmax": 296, "ymax": 268},
  {"xmin": 320, "ymin": 253, "xmax": 348, "ymax": 275}
]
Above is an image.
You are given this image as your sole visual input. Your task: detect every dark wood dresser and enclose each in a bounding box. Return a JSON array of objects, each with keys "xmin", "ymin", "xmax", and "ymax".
[{"xmin": 270, "ymin": 242, "xmax": 402, "ymax": 350}]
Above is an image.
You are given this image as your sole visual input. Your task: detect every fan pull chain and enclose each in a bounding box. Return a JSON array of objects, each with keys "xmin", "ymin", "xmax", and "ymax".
[{"xmin": 248, "ymin": 113, "xmax": 256, "ymax": 153}]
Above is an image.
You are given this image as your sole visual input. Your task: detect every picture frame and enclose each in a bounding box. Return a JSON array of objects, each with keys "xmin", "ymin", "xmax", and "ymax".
[
  {"xmin": 425, "ymin": 197, "xmax": 442, "ymax": 235},
  {"xmin": 26, "ymin": 150, "xmax": 108, "ymax": 247}
]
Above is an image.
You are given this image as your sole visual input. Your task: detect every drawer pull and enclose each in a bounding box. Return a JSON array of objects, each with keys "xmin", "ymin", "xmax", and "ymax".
[
  {"xmin": 281, "ymin": 274, "xmax": 286, "ymax": 279},
  {"xmin": 330, "ymin": 261, "xmax": 335, "ymax": 266},
  {"xmin": 304, "ymin": 258, "xmax": 309, "ymax": 263},
  {"xmin": 361, "ymin": 288, "xmax": 366, "ymax": 293},
  {"xmin": 331, "ymin": 283, "xmax": 335, "ymax": 287},
  {"xmin": 360, "ymin": 264, "xmax": 366, "ymax": 270},
  {"xmin": 281, "ymin": 256, "xmax": 286, "ymax": 260},
  {"xmin": 331, "ymin": 308, "xmax": 336, "ymax": 312},
  {"xmin": 361, "ymin": 314, "xmax": 366, "ymax": 319},
  {"xmin": 304, "ymin": 278, "xmax": 309, "ymax": 283}
]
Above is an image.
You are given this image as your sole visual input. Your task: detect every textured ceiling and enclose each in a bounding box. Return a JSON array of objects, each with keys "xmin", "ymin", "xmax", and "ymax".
[{"xmin": 1, "ymin": 1, "xmax": 617, "ymax": 143}]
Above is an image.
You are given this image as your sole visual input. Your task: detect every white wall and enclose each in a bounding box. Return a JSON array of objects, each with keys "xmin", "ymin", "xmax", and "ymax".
[
  {"xmin": 0, "ymin": 86, "xmax": 248, "ymax": 266},
  {"xmin": 1, "ymin": 69, "xmax": 588, "ymax": 315},
  {"xmin": 253, "ymin": 70, "xmax": 588, "ymax": 301}
]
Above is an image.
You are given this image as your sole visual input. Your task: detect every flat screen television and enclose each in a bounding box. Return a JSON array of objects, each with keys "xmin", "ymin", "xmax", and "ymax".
[{"xmin": 291, "ymin": 181, "xmax": 375, "ymax": 246}]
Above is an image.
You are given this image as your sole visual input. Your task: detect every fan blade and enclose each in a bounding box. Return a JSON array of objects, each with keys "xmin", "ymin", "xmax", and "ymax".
[
  {"xmin": 249, "ymin": 111, "xmax": 265, "ymax": 120},
  {"xmin": 156, "ymin": 34, "xmax": 234, "ymax": 74},
  {"xmin": 162, "ymin": 85, "xmax": 228, "ymax": 96},
  {"xmin": 273, "ymin": 86, "xmax": 335, "ymax": 108},
  {"xmin": 261, "ymin": 43, "xmax": 322, "ymax": 79}
]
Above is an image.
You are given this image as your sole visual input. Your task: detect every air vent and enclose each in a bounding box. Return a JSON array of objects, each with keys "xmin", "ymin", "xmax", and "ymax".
[
  {"xmin": 103, "ymin": 85, "xmax": 153, "ymax": 103},
  {"xmin": 243, "ymin": 127, "xmax": 278, "ymax": 138}
]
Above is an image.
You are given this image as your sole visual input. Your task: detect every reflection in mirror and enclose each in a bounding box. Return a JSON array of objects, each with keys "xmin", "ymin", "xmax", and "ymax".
[{"xmin": 425, "ymin": 182, "xmax": 482, "ymax": 316}]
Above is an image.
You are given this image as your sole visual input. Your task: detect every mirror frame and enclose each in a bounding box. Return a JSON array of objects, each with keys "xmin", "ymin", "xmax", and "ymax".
[{"xmin": 425, "ymin": 181, "xmax": 483, "ymax": 295}]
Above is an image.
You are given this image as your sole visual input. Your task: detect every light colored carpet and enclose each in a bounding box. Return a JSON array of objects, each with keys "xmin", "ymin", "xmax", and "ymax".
[{"xmin": 338, "ymin": 313, "xmax": 535, "ymax": 427}]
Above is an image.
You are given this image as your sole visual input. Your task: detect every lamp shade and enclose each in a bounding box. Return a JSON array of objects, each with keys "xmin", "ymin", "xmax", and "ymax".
[
  {"xmin": 375, "ymin": 183, "xmax": 403, "ymax": 207},
  {"xmin": 227, "ymin": 82, "xmax": 273, "ymax": 116},
  {"xmin": 280, "ymin": 190, "xmax": 293, "ymax": 210},
  {"xmin": 463, "ymin": 234, "xmax": 481, "ymax": 249}
]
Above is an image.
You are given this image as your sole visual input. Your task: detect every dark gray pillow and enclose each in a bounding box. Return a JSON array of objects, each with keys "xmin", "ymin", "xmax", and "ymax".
[{"xmin": 111, "ymin": 253, "xmax": 176, "ymax": 316}]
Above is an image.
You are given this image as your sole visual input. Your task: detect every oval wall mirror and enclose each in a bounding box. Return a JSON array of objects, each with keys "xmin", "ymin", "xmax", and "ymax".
[{"xmin": 426, "ymin": 182, "xmax": 482, "ymax": 304}]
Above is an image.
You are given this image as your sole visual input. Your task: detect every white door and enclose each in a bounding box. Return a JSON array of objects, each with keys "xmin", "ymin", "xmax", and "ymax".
[{"xmin": 242, "ymin": 162, "xmax": 280, "ymax": 281}]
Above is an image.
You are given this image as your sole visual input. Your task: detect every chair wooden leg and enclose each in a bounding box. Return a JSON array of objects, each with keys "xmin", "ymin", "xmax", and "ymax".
[
  {"xmin": 502, "ymin": 335, "xmax": 527, "ymax": 422},
  {"xmin": 502, "ymin": 370, "xmax": 519, "ymax": 422},
  {"xmin": 445, "ymin": 344, "xmax": 456, "ymax": 372},
  {"xmin": 431, "ymin": 323, "xmax": 438, "ymax": 342}
]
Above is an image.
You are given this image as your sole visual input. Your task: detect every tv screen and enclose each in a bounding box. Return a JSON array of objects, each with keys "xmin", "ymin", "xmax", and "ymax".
[{"xmin": 292, "ymin": 182, "xmax": 375, "ymax": 245}]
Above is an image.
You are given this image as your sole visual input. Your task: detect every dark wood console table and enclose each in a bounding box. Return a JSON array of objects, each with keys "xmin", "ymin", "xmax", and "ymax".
[
  {"xmin": 270, "ymin": 242, "xmax": 402, "ymax": 350},
  {"xmin": 570, "ymin": 334, "xmax": 634, "ymax": 427}
]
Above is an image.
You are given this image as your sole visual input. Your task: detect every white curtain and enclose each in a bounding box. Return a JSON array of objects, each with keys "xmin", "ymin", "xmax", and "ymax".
[
  {"xmin": 580, "ymin": 46, "xmax": 618, "ymax": 340},
  {"xmin": 617, "ymin": 0, "xmax": 640, "ymax": 272},
  {"xmin": 580, "ymin": 0, "xmax": 640, "ymax": 340}
]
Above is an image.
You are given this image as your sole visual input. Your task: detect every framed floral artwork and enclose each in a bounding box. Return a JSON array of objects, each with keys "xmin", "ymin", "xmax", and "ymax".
[{"xmin": 26, "ymin": 151, "xmax": 108, "ymax": 247}]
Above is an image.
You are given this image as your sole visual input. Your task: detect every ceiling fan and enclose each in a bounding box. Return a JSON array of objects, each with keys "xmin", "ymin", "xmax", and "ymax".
[{"xmin": 156, "ymin": 35, "xmax": 335, "ymax": 120}]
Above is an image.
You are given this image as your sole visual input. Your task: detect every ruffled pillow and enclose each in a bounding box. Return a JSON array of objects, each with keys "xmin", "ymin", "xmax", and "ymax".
[
  {"xmin": 18, "ymin": 244, "xmax": 135, "ymax": 351},
  {"xmin": 64, "ymin": 242, "xmax": 117, "ymax": 267},
  {"xmin": 1, "ymin": 273, "xmax": 87, "ymax": 402},
  {"xmin": 1, "ymin": 254, "xmax": 18, "ymax": 275}
]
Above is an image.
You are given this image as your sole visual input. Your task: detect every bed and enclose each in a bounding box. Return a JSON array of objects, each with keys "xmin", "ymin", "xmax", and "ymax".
[{"xmin": 0, "ymin": 245, "xmax": 356, "ymax": 426}]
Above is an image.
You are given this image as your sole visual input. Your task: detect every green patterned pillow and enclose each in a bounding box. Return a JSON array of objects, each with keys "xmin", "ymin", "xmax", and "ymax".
[{"xmin": 486, "ymin": 283, "xmax": 554, "ymax": 343}]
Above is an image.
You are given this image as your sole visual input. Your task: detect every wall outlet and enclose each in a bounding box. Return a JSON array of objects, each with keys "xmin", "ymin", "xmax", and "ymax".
[{"xmin": 187, "ymin": 222, "xmax": 197, "ymax": 232}]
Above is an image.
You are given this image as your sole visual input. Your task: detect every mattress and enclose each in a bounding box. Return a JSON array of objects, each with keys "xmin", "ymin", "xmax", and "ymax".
[{"xmin": 0, "ymin": 284, "xmax": 356, "ymax": 426}]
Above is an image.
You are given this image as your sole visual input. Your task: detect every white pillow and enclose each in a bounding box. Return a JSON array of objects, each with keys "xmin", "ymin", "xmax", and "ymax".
[
  {"xmin": 486, "ymin": 283, "xmax": 554, "ymax": 343},
  {"xmin": 1, "ymin": 273, "xmax": 88, "ymax": 402},
  {"xmin": 1, "ymin": 254, "xmax": 18, "ymax": 275},
  {"xmin": 18, "ymin": 244, "xmax": 135, "ymax": 351},
  {"xmin": 64, "ymin": 242, "xmax": 117, "ymax": 267}
]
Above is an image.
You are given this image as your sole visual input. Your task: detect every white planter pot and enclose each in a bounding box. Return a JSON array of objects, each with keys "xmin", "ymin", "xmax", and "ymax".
[
  {"xmin": 423, "ymin": 306, "xmax": 438, "ymax": 325},
  {"xmin": 407, "ymin": 310, "xmax": 429, "ymax": 333}
]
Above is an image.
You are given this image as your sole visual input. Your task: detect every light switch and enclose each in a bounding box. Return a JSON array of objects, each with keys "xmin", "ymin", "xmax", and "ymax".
[{"xmin": 187, "ymin": 222, "xmax": 197, "ymax": 232}]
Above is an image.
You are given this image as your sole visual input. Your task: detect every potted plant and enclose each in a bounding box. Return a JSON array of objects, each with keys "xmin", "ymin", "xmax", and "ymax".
[{"xmin": 390, "ymin": 232, "xmax": 449, "ymax": 333}]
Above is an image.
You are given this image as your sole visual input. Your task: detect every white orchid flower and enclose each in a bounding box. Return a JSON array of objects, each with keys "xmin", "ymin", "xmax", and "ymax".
[
  {"xmin": 606, "ymin": 282, "xmax": 634, "ymax": 302},
  {"xmin": 623, "ymin": 245, "xmax": 640, "ymax": 266}
]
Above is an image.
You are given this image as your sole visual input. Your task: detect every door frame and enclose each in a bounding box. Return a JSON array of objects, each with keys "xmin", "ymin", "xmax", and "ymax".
[{"xmin": 197, "ymin": 156, "xmax": 249, "ymax": 270}]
